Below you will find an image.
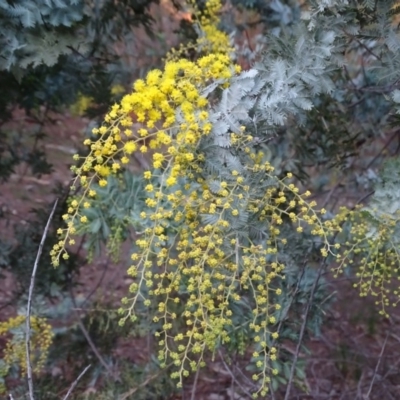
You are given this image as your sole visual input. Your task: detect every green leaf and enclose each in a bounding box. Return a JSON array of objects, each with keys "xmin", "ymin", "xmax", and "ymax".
[{"xmin": 89, "ymin": 218, "xmax": 101, "ymax": 234}]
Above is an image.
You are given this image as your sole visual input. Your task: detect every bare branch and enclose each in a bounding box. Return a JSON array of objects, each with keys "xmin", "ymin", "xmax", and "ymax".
[
  {"xmin": 62, "ymin": 364, "xmax": 91, "ymax": 400},
  {"xmin": 189, "ymin": 365, "xmax": 201, "ymax": 400},
  {"xmin": 283, "ymin": 259, "xmax": 326, "ymax": 400},
  {"xmin": 118, "ymin": 365, "xmax": 172, "ymax": 400},
  {"xmin": 25, "ymin": 199, "xmax": 58, "ymax": 400},
  {"xmin": 69, "ymin": 287, "xmax": 114, "ymax": 376},
  {"xmin": 218, "ymin": 350, "xmax": 254, "ymax": 399}
]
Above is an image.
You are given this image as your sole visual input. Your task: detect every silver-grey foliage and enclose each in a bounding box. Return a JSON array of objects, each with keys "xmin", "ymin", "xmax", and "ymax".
[{"xmin": 0, "ymin": 0, "xmax": 85, "ymax": 71}]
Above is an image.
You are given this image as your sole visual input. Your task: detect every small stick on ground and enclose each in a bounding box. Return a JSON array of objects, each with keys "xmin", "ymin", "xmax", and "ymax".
[
  {"xmin": 365, "ymin": 333, "xmax": 389, "ymax": 399},
  {"xmin": 69, "ymin": 287, "xmax": 114, "ymax": 377},
  {"xmin": 189, "ymin": 365, "xmax": 201, "ymax": 400},
  {"xmin": 218, "ymin": 350, "xmax": 254, "ymax": 399},
  {"xmin": 62, "ymin": 364, "xmax": 91, "ymax": 400},
  {"xmin": 25, "ymin": 199, "xmax": 58, "ymax": 400},
  {"xmin": 118, "ymin": 365, "xmax": 172, "ymax": 400}
]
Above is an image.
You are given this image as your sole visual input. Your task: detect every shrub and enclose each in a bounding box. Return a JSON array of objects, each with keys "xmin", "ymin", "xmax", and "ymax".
[{"xmin": 5, "ymin": 0, "xmax": 400, "ymax": 397}]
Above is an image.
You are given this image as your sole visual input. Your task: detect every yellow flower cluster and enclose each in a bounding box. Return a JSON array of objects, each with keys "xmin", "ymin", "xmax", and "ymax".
[
  {"xmin": 70, "ymin": 93, "xmax": 94, "ymax": 116},
  {"xmin": 51, "ymin": 51, "xmax": 237, "ymax": 266},
  {"xmin": 333, "ymin": 207, "xmax": 400, "ymax": 317},
  {"xmin": 166, "ymin": 0, "xmax": 233, "ymax": 61},
  {"xmin": 70, "ymin": 85, "xmax": 126, "ymax": 116},
  {"xmin": 197, "ymin": 0, "xmax": 233, "ymax": 55},
  {"xmin": 0, "ymin": 315, "xmax": 53, "ymax": 393}
]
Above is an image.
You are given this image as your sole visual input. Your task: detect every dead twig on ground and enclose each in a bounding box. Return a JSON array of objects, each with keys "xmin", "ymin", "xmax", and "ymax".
[
  {"xmin": 356, "ymin": 370, "xmax": 365, "ymax": 400},
  {"xmin": 189, "ymin": 365, "xmax": 201, "ymax": 400},
  {"xmin": 118, "ymin": 363, "xmax": 173, "ymax": 400},
  {"xmin": 62, "ymin": 364, "xmax": 91, "ymax": 400},
  {"xmin": 69, "ymin": 288, "xmax": 115, "ymax": 377},
  {"xmin": 233, "ymin": 361, "xmax": 258, "ymax": 391},
  {"xmin": 218, "ymin": 350, "xmax": 254, "ymax": 399},
  {"xmin": 365, "ymin": 333, "xmax": 389, "ymax": 399}
]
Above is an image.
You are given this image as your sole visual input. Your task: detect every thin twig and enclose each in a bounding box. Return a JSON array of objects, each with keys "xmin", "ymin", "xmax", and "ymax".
[
  {"xmin": 347, "ymin": 83, "xmax": 400, "ymax": 94},
  {"xmin": 75, "ymin": 307, "xmax": 113, "ymax": 375},
  {"xmin": 25, "ymin": 199, "xmax": 58, "ymax": 400},
  {"xmin": 354, "ymin": 190, "xmax": 374, "ymax": 207},
  {"xmin": 321, "ymin": 183, "xmax": 340, "ymax": 209},
  {"xmin": 218, "ymin": 350, "xmax": 254, "ymax": 399},
  {"xmin": 283, "ymin": 259, "xmax": 327, "ymax": 400},
  {"xmin": 132, "ymin": 153, "xmax": 150, "ymax": 170},
  {"xmin": 62, "ymin": 364, "xmax": 91, "ymax": 400},
  {"xmin": 118, "ymin": 364, "xmax": 173, "ymax": 400},
  {"xmin": 244, "ymin": 29, "xmax": 254, "ymax": 53},
  {"xmin": 350, "ymin": 34, "xmax": 382, "ymax": 61},
  {"xmin": 356, "ymin": 370, "xmax": 365, "ymax": 400},
  {"xmin": 189, "ymin": 365, "xmax": 201, "ymax": 400},
  {"xmin": 364, "ymin": 130, "xmax": 399, "ymax": 171},
  {"xmin": 267, "ymin": 259, "xmax": 308, "ymax": 398},
  {"xmin": 233, "ymin": 362, "xmax": 258, "ymax": 390},
  {"xmin": 275, "ymin": 259, "xmax": 308, "ymax": 337},
  {"xmin": 269, "ymin": 379, "xmax": 277, "ymax": 400},
  {"xmin": 68, "ymin": 282, "xmax": 114, "ymax": 376},
  {"xmin": 80, "ymin": 253, "xmax": 110, "ymax": 308},
  {"xmin": 365, "ymin": 333, "xmax": 389, "ymax": 399}
]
